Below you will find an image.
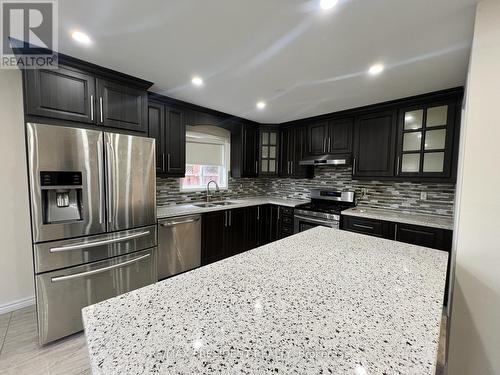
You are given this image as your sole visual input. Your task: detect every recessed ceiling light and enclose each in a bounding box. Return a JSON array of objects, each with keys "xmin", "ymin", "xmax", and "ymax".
[
  {"xmin": 191, "ymin": 76, "xmax": 203, "ymax": 86},
  {"xmin": 71, "ymin": 31, "xmax": 91, "ymax": 45},
  {"xmin": 368, "ymin": 64, "xmax": 385, "ymax": 75},
  {"xmin": 320, "ymin": 0, "xmax": 338, "ymax": 10},
  {"xmin": 256, "ymin": 101, "xmax": 266, "ymax": 110}
]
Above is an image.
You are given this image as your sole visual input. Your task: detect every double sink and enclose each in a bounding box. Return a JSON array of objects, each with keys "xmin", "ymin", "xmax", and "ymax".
[{"xmin": 193, "ymin": 201, "xmax": 238, "ymax": 208}]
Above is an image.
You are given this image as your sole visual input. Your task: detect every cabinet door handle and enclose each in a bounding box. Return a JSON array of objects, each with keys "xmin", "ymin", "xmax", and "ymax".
[
  {"xmin": 167, "ymin": 153, "xmax": 171, "ymax": 171},
  {"xmin": 328, "ymin": 137, "xmax": 331, "ymax": 151},
  {"xmin": 323, "ymin": 138, "xmax": 327, "ymax": 152},
  {"xmin": 90, "ymin": 95, "xmax": 94, "ymax": 121},
  {"xmin": 352, "ymin": 157, "xmax": 356, "ymax": 174},
  {"xmin": 290, "ymin": 161, "xmax": 293, "ymax": 175},
  {"xmin": 394, "ymin": 223, "xmax": 398, "ymax": 240},
  {"xmin": 162, "ymin": 154, "xmax": 165, "ymax": 171},
  {"xmin": 99, "ymin": 97, "xmax": 103, "ymax": 123},
  {"xmin": 255, "ymin": 161, "xmax": 258, "ymax": 174},
  {"xmin": 277, "ymin": 208, "xmax": 280, "ymax": 221},
  {"xmin": 257, "ymin": 206, "xmax": 260, "ymax": 220},
  {"xmin": 224, "ymin": 211, "xmax": 228, "ymax": 227},
  {"xmin": 396, "ymin": 156, "xmax": 400, "ymax": 175}
]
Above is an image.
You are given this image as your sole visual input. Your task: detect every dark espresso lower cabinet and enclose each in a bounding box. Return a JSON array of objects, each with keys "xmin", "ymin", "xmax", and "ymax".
[
  {"xmin": 201, "ymin": 208, "xmax": 255, "ymax": 265},
  {"xmin": 201, "ymin": 211, "xmax": 227, "ymax": 265},
  {"xmin": 202, "ymin": 205, "xmax": 291, "ymax": 265},
  {"xmin": 395, "ymin": 223, "xmax": 452, "ymax": 251}
]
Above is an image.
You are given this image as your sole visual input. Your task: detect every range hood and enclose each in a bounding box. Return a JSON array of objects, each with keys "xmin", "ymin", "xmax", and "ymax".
[{"xmin": 299, "ymin": 154, "xmax": 351, "ymax": 166}]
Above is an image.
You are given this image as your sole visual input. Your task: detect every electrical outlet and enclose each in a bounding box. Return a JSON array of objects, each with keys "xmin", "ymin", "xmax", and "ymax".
[{"xmin": 420, "ymin": 191, "xmax": 427, "ymax": 200}]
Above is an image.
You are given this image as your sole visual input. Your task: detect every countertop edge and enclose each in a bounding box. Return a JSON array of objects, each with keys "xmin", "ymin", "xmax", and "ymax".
[
  {"xmin": 342, "ymin": 208, "xmax": 454, "ymax": 230},
  {"xmin": 156, "ymin": 198, "xmax": 308, "ymax": 219}
]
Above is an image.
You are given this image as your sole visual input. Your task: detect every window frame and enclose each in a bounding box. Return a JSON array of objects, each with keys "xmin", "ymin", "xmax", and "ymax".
[{"xmin": 180, "ymin": 128, "xmax": 230, "ymax": 192}]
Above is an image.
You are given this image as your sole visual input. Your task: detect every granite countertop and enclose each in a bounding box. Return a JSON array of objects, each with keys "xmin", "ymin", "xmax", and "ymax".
[
  {"xmin": 157, "ymin": 197, "xmax": 309, "ymax": 219},
  {"xmin": 82, "ymin": 227, "xmax": 448, "ymax": 375},
  {"xmin": 342, "ymin": 207, "xmax": 454, "ymax": 230}
]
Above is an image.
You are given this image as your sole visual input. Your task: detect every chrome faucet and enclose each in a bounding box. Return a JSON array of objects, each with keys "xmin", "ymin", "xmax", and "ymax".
[{"xmin": 206, "ymin": 180, "xmax": 220, "ymax": 202}]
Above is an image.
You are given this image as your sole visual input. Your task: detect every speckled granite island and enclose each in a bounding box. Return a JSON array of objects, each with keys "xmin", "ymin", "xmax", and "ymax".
[{"xmin": 82, "ymin": 227, "xmax": 448, "ymax": 375}]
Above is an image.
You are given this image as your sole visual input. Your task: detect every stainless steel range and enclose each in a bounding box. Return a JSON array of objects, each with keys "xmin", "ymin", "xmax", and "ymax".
[
  {"xmin": 294, "ymin": 189, "xmax": 355, "ymax": 233},
  {"xmin": 26, "ymin": 123, "xmax": 157, "ymax": 344}
]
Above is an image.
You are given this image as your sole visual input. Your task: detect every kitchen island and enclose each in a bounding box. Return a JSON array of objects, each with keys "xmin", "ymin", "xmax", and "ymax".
[{"xmin": 82, "ymin": 227, "xmax": 448, "ymax": 374}]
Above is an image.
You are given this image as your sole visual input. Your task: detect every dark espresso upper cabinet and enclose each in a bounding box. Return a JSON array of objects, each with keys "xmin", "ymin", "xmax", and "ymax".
[
  {"xmin": 259, "ymin": 126, "xmax": 280, "ymax": 176},
  {"xmin": 231, "ymin": 123, "xmax": 259, "ymax": 178},
  {"xmin": 96, "ymin": 79, "xmax": 148, "ymax": 133},
  {"xmin": 164, "ymin": 106, "xmax": 186, "ymax": 177},
  {"xmin": 328, "ymin": 118, "xmax": 353, "ymax": 154},
  {"xmin": 280, "ymin": 126, "xmax": 312, "ymax": 178},
  {"xmin": 148, "ymin": 97, "xmax": 186, "ymax": 177},
  {"xmin": 352, "ymin": 110, "xmax": 397, "ymax": 178},
  {"xmin": 148, "ymin": 102, "xmax": 165, "ymax": 174},
  {"xmin": 395, "ymin": 99, "xmax": 458, "ymax": 180},
  {"xmin": 307, "ymin": 121, "xmax": 329, "ymax": 155},
  {"xmin": 23, "ymin": 56, "xmax": 152, "ymax": 134},
  {"xmin": 24, "ymin": 66, "xmax": 96, "ymax": 124},
  {"xmin": 306, "ymin": 118, "xmax": 353, "ymax": 156}
]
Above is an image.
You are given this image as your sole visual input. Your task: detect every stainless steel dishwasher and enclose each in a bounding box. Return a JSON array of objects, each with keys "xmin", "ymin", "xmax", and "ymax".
[{"xmin": 158, "ymin": 214, "xmax": 201, "ymax": 279}]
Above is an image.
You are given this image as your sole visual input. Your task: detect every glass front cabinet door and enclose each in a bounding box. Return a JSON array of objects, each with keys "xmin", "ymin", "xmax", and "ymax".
[
  {"xmin": 396, "ymin": 100, "xmax": 457, "ymax": 179},
  {"xmin": 259, "ymin": 127, "xmax": 279, "ymax": 176}
]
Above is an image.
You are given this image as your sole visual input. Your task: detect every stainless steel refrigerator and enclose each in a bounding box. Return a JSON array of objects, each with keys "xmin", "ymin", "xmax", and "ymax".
[{"xmin": 26, "ymin": 123, "xmax": 157, "ymax": 344}]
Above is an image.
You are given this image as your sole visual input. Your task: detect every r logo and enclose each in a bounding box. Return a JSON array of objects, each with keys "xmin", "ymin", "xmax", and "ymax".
[{"xmin": 1, "ymin": 1, "xmax": 56, "ymax": 54}]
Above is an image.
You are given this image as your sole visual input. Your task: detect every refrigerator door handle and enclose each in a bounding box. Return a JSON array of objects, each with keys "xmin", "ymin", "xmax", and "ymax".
[
  {"xmin": 51, "ymin": 253, "xmax": 151, "ymax": 282},
  {"xmin": 97, "ymin": 135, "xmax": 104, "ymax": 224},
  {"xmin": 49, "ymin": 230, "xmax": 151, "ymax": 253},
  {"xmin": 106, "ymin": 141, "xmax": 114, "ymax": 224}
]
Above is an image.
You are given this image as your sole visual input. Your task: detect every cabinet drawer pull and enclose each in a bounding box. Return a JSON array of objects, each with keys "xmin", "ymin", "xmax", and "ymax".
[{"xmin": 352, "ymin": 223, "xmax": 374, "ymax": 230}]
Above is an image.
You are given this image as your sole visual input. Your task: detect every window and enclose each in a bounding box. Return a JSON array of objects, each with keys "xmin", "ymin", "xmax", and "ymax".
[{"xmin": 180, "ymin": 126, "xmax": 230, "ymax": 191}]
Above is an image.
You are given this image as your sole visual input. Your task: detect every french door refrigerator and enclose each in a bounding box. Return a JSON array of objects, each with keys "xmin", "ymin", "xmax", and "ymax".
[{"xmin": 26, "ymin": 123, "xmax": 157, "ymax": 344}]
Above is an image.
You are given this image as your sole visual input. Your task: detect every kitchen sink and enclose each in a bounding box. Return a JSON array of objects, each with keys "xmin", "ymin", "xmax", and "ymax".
[
  {"xmin": 213, "ymin": 201, "xmax": 238, "ymax": 206},
  {"xmin": 193, "ymin": 203, "xmax": 217, "ymax": 208}
]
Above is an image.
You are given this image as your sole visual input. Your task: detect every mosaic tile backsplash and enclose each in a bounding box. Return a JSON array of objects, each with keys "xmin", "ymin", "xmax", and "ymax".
[{"xmin": 157, "ymin": 166, "xmax": 455, "ymax": 218}]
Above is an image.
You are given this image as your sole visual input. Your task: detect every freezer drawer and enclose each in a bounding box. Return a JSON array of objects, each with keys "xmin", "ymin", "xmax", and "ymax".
[
  {"xmin": 158, "ymin": 215, "xmax": 201, "ymax": 279},
  {"xmin": 36, "ymin": 247, "xmax": 157, "ymax": 345},
  {"xmin": 34, "ymin": 225, "xmax": 157, "ymax": 273}
]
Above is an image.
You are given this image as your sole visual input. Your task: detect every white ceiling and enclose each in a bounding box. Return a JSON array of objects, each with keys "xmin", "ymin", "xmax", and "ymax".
[{"xmin": 58, "ymin": 0, "xmax": 477, "ymax": 123}]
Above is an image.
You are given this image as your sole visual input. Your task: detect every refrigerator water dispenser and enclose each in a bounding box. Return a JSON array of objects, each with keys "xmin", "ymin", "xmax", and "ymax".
[{"xmin": 40, "ymin": 171, "xmax": 83, "ymax": 224}]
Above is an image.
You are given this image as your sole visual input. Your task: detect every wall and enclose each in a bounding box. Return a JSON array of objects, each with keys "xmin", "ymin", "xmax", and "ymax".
[
  {"xmin": 0, "ymin": 70, "xmax": 35, "ymax": 313},
  {"xmin": 158, "ymin": 167, "xmax": 455, "ymax": 218},
  {"xmin": 448, "ymin": 1, "xmax": 500, "ymax": 374}
]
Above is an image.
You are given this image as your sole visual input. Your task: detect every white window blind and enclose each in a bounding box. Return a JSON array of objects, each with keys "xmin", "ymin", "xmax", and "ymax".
[{"xmin": 186, "ymin": 142, "xmax": 224, "ymax": 166}]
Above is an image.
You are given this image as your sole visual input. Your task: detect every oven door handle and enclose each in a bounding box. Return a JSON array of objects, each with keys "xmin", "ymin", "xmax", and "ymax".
[{"xmin": 294, "ymin": 215, "xmax": 335, "ymax": 226}]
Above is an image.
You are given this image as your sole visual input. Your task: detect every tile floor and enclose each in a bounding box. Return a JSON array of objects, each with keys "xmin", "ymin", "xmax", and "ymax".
[
  {"xmin": 0, "ymin": 305, "xmax": 447, "ymax": 375},
  {"xmin": 0, "ymin": 306, "xmax": 90, "ymax": 375}
]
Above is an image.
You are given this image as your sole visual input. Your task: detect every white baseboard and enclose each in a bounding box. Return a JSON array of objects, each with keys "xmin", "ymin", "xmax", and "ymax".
[{"xmin": 0, "ymin": 296, "xmax": 35, "ymax": 315}]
